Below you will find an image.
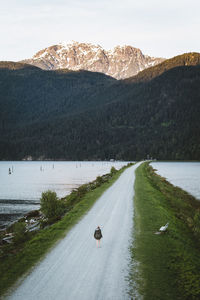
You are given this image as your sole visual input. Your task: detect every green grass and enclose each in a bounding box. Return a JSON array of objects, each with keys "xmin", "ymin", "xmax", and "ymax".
[
  {"xmin": 0, "ymin": 166, "xmax": 128, "ymax": 297},
  {"xmin": 131, "ymin": 162, "xmax": 200, "ymax": 300}
]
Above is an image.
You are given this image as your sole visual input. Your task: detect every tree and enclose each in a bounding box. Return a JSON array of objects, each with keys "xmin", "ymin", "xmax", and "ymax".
[
  {"xmin": 110, "ymin": 166, "xmax": 117, "ymax": 175},
  {"xmin": 40, "ymin": 190, "xmax": 64, "ymax": 219}
]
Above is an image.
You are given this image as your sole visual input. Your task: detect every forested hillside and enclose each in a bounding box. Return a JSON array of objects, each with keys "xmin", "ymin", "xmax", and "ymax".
[
  {"xmin": 126, "ymin": 52, "xmax": 200, "ymax": 83},
  {"xmin": 0, "ymin": 62, "xmax": 116, "ymax": 126},
  {"xmin": 0, "ymin": 54, "xmax": 200, "ymax": 160}
]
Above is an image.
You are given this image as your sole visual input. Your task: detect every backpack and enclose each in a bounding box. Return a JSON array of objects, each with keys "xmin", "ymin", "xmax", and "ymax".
[{"xmin": 94, "ymin": 229, "xmax": 102, "ymax": 239}]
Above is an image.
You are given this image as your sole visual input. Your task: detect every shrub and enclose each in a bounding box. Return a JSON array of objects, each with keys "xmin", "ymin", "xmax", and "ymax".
[
  {"xmin": 96, "ymin": 176, "xmax": 103, "ymax": 186},
  {"xmin": 13, "ymin": 222, "xmax": 26, "ymax": 243},
  {"xmin": 25, "ymin": 210, "xmax": 40, "ymax": 218},
  {"xmin": 40, "ymin": 190, "xmax": 65, "ymax": 219},
  {"xmin": 77, "ymin": 184, "xmax": 88, "ymax": 197},
  {"xmin": 110, "ymin": 166, "xmax": 117, "ymax": 175}
]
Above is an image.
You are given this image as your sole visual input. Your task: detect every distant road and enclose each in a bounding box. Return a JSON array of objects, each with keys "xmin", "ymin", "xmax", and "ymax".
[{"xmin": 6, "ymin": 163, "xmax": 140, "ymax": 300}]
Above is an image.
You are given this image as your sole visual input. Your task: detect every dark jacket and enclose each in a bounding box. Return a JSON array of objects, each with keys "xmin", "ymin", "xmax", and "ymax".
[{"xmin": 94, "ymin": 228, "xmax": 102, "ymax": 240}]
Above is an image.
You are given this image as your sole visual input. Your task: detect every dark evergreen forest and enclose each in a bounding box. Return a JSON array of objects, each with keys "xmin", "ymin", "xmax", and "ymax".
[{"xmin": 0, "ymin": 54, "xmax": 200, "ymax": 161}]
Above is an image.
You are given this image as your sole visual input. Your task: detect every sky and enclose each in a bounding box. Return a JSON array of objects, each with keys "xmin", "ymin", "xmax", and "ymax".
[{"xmin": 0, "ymin": 0, "xmax": 199, "ymax": 61}]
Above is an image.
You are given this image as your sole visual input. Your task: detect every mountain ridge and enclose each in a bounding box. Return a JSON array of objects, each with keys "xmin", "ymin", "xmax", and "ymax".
[
  {"xmin": 125, "ymin": 52, "xmax": 200, "ymax": 83},
  {"xmin": 0, "ymin": 52, "xmax": 199, "ymax": 160},
  {"xmin": 21, "ymin": 41, "xmax": 165, "ymax": 79}
]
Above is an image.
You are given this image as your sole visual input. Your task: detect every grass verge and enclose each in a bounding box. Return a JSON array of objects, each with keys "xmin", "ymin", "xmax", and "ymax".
[
  {"xmin": 0, "ymin": 164, "xmax": 130, "ymax": 297},
  {"xmin": 131, "ymin": 162, "xmax": 200, "ymax": 300}
]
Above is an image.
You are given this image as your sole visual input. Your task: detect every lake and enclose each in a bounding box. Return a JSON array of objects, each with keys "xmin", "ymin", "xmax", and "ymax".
[
  {"xmin": 0, "ymin": 161, "xmax": 128, "ymax": 229},
  {"xmin": 150, "ymin": 162, "xmax": 200, "ymax": 200}
]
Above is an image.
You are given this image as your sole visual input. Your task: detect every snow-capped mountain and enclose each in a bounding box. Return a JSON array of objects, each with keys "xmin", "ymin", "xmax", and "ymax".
[{"xmin": 22, "ymin": 41, "xmax": 165, "ymax": 79}]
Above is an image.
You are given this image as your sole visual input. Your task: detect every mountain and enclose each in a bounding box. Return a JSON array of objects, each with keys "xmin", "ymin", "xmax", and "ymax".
[
  {"xmin": 21, "ymin": 41, "xmax": 164, "ymax": 79},
  {"xmin": 126, "ymin": 52, "xmax": 200, "ymax": 83},
  {"xmin": 0, "ymin": 53, "xmax": 200, "ymax": 161},
  {"xmin": 0, "ymin": 62, "xmax": 116, "ymax": 128}
]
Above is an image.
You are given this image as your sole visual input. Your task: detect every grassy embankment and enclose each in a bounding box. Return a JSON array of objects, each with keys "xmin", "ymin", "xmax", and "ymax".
[
  {"xmin": 131, "ymin": 162, "xmax": 200, "ymax": 300},
  {"xmin": 0, "ymin": 164, "xmax": 132, "ymax": 297}
]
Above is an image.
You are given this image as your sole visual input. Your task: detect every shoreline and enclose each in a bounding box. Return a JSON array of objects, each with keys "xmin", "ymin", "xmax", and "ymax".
[
  {"xmin": 131, "ymin": 162, "xmax": 200, "ymax": 299},
  {"xmin": 0, "ymin": 161, "xmax": 129, "ymax": 231},
  {"xmin": 0, "ymin": 163, "xmax": 133, "ymax": 297}
]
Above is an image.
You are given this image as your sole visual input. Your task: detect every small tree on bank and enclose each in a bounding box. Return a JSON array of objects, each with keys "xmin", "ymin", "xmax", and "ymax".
[
  {"xmin": 110, "ymin": 166, "xmax": 117, "ymax": 175},
  {"xmin": 96, "ymin": 176, "xmax": 104, "ymax": 186},
  {"xmin": 40, "ymin": 190, "xmax": 64, "ymax": 219}
]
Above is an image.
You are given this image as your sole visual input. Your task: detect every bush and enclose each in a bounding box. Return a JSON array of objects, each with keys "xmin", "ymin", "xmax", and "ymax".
[
  {"xmin": 110, "ymin": 166, "xmax": 117, "ymax": 175},
  {"xmin": 13, "ymin": 222, "xmax": 26, "ymax": 243},
  {"xmin": 25, "ymin": 210, "xmax": 40, "ymax": 218},
  {"xmin": 40, "ymin": 190, "xmax": 65, "ymax": 219},
  {"xmin": 96, "ymin": 176, "xmax": 104, "ymax": 186},
  {"xmin": 77, "ymin": 184, "xmax": 88, "ymax": 197}
]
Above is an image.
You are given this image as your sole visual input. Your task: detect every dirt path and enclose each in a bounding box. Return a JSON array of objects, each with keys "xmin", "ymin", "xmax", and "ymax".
[{"xmin": 6, "ymin": 164, "xmax": 140, "ymax": 300}]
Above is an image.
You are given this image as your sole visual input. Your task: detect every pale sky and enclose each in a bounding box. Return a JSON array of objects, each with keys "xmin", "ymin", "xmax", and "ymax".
[{"xmin": 0, "ymin": 0, "xmax": 199, "ymax": 61}]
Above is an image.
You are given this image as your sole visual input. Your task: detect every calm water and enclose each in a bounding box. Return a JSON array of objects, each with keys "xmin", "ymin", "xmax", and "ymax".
[
  {"xmin": 0, "ymin": 161, "xmax": 128, "ymax": 229},
  {"xmin": 150, "ymin": 162, "xmax": 200, "ymax": 200}
]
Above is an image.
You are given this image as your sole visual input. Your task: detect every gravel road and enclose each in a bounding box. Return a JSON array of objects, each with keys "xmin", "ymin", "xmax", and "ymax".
[{"xmin": 6, "ymin": 163, "xmax": 139, "ymax": 300}]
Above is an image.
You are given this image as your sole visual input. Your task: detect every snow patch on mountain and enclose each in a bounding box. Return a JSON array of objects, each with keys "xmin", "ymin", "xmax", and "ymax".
[{"xmin": 21, "ymin": 41, "xmax": 165, "ymax": 79}]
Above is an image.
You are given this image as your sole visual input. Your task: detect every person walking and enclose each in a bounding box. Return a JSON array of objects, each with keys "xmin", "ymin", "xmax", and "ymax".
[{"xmin": 94, "ymin": 226, "xmax": 103, "ymax": 248}]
